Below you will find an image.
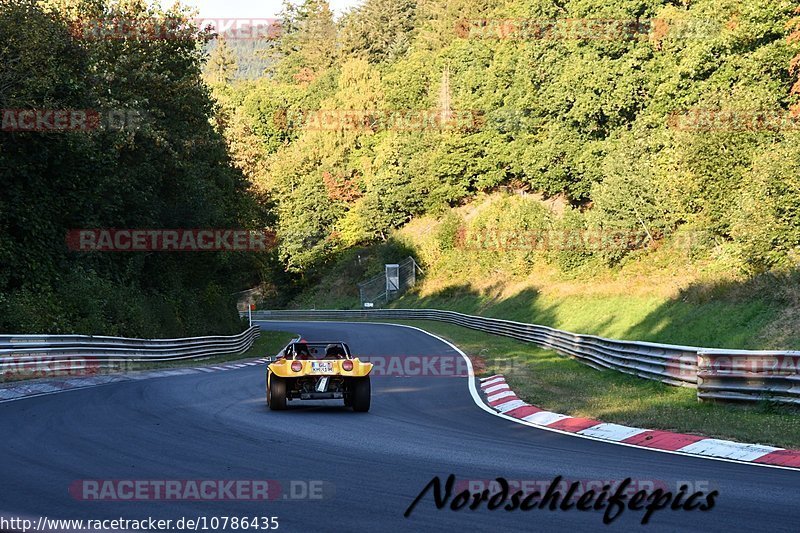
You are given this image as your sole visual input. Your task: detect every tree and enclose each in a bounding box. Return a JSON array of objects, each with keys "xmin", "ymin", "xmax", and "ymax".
[
  {"xmin": 204, "ymin": 37, "xmax": 238, "ymax": 85},
  {"xmin": 340, "ymin": 0, "xmax": 417, "ymax": 64},
  {"xmin": 270, "ymin": 0, "xmax": 338, "ymax": 84},
  {"xmin": 0, "ymin": 0, "xmax": 279, "ymax": 335}
]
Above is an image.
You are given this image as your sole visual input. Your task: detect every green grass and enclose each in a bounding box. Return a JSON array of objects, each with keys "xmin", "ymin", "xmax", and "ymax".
[
  {"xmin": 387, "ymin": 319, "xmax": 800, "ymax": 449},
  {"xmin": 397, "ymin": 287, "xmax": 788, "ymax": 350}
]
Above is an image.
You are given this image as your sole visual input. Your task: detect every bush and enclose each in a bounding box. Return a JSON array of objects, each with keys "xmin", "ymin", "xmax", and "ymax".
[
  {"xmin": 0, "ymin": 269, "xmax": 243, "ymax": 337},
  {"xmin": 435, "ymin": 212, "xmax": 464, "ymax": 252},
  {"xmin": 466, "ymin": 194, "xmax": 552, "ymax": 275}
]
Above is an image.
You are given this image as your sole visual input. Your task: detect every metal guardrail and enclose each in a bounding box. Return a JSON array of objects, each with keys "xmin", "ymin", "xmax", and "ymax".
[
  {"xmin": 252, "ymin": 309, "xmax": 800, "ymax": 405},
  {"xmin": 0, "ymin": 326, "xmax": 261, "ymax": 381},
  {"xmin": 252, "ymin": 310, "xmax": 699, "ymax": 387},
  {"xmin": 698, "ymin": 349, "xmax": 800, "ymax": 404}
]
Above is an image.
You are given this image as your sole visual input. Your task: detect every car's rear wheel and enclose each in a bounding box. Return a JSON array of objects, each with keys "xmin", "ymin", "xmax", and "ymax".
[
  {"xmin": 351, "ymin": 377, "xmax": 370, "ymax": 412},
  {"xmin": 268, "ymin": 376, "xmax": 287, "ymax": 410}
]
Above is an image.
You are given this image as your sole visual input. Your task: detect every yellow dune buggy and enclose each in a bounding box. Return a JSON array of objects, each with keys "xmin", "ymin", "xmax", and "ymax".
[{"xmin": 266, "ymin": 341, "xmax": 373, "ymax": 412}]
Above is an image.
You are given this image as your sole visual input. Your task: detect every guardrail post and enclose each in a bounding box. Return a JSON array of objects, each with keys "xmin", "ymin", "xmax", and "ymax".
[{"xmin": 696, "ymin": 352, "xmax": 706, "ymax": 403}]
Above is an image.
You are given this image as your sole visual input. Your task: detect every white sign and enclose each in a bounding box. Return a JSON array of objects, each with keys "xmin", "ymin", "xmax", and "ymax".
[{"xmin": 386, "ymin": 264, "xmax": 400, "ymax": 292}]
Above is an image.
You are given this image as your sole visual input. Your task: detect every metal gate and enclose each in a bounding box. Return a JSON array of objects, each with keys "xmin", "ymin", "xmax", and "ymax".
[{"xmin": 358, "ymin": 257, "xmax": 420, "ymax": 308}]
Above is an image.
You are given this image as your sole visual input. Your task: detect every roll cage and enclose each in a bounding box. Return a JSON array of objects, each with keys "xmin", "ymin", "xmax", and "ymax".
[{"xmin": 280, "ymin": 341, "xmax": 352, "ymax": 361}]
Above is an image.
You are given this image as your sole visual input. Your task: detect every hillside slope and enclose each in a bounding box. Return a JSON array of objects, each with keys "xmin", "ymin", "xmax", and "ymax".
[{"xmin": 285, "ymin": 193, "xmax": 800, "ymax": 350}]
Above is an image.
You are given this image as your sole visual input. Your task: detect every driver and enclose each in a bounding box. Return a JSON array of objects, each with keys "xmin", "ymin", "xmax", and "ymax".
[{"xmin": 324, "ymin": 344, "xmax": 345, "ymax": 359}]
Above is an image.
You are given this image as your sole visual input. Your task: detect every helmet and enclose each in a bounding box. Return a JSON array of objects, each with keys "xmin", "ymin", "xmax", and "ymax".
[{"xmin": 325, "ymin": 344, "xmax": 344, "ymax": 357}]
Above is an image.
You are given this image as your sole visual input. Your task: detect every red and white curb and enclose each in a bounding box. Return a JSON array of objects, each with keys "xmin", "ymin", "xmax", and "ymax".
[
  {"xmin": 0, "ymin": 358, "xmax": 271, "ymax": 404},
  {"xmin": 480, "ymin": 375, "xmax": 800, "ymax": 470}
]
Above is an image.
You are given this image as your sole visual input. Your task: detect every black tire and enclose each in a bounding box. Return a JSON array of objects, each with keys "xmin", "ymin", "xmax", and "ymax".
[
  {"xmin": 268, "ymin": 376, "xmax": 287, "ymax": 411},
  {"xmin": 351, "ymin": 376, "xmax": 370, "ymax": 412}
]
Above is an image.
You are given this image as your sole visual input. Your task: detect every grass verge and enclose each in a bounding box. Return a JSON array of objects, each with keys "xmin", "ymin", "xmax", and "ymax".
[{"xmin": 389, "ymin": 319, "xmax": 800, "ymax": 449}]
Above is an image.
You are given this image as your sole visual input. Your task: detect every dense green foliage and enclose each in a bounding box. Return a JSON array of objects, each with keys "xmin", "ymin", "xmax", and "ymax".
[
  {"xmin": 0, "ymin": 0, "xmax": 278, "ymax": 336},
  {"xmin": 213, "ymin": 0, "xmax": 800, "ymax": 286},
  {"xmin": 4, "ymin": 0, "xmax": 800, "ymax": 334}
]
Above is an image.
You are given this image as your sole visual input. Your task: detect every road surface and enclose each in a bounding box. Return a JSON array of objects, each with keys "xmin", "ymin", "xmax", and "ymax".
[{"xmin": 0, "ymin": 321, "xmax": 796, "ymax": 532}]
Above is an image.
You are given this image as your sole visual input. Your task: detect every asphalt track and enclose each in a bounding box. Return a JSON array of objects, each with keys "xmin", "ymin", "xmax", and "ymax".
[{"xmin": 1, "ymin": 320, "xmax": 798, "ymax": 532}]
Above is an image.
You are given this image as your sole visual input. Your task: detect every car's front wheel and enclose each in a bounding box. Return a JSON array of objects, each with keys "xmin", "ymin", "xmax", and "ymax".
[
  {"xmin": 350, "ymin": 376, "xmax": 370, "ymax": 412},
  {"xmin": 268, "ymin": 375, "xmax": 287, "ymax": 410}
]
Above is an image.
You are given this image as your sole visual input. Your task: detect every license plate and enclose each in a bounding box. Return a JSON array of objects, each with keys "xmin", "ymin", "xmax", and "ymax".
[{"xmin": 311, "ymin": 361, "xmax": 333, "ymax": 373}]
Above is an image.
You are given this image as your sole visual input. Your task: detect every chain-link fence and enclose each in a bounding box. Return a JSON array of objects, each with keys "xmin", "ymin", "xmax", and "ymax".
[{"xmin": 358, "ymin": 257, "xmax": 421, "ymax": 307}]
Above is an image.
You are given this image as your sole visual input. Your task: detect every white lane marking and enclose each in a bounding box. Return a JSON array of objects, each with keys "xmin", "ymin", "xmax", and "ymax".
[
  {"xmin": 496, "ymin": 399, "xmax": 528, "ymax": 413},
  {"xmin": 677, "ymin": 439, "xmax": 781, "ymax": 461},
  {"xmin": 523, "ymin": 411, "xmax": 569, "ymax": 425},
  {"xmin": 128, "ymin": 373, "xmax": 152, "ymax": 379},
  {"xmin": 0, "ymin": 355, "xmax": 268, "ymax": 404},
  {"xmin": 311, "ymin": 320, "xmax": 800, "ymax": 472},
  {"xmin": 578, "ymin": 423, "xmax": 649, "ymax": 442},
  {"xmin": 0, "ymin": 389, "xmax": 23, "ymax": 399},
  {"xmin": 481, "ymin": 377, "xmax": 505, "ymax": 388},
  {"xmin": 483, "ymin": 383, "xmax": 511, "ymax": 394},
  {"xmin": 0, "ymin": 380, "xmax": 127, "ymax": 403},
  {"xmin": 166, "ymin": 369, "xmax": 197, "ymax": 376},
  {"xmin": 486, "ymin": 390, "xmax": 516, "ymax": 403},
  {"xmin": 23, "ymin": 384, "xmax": 60, "ymax": 393}
]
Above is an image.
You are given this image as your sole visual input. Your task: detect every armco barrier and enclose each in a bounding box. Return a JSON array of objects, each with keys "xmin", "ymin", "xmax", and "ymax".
[
  {"xmin": 252, "ymin": 309, "xmax": 800, "ymax": 404},
  {"xmin": 0, "ymin": 326, "xmax": 261, "ymax": 382},
  {"xmin": 252, "ymin": 310, "xmax": 699, "ymax": 387},
  {"xmin": 698, "ymin": 349, "xmax": 800, "ymax": 404}
]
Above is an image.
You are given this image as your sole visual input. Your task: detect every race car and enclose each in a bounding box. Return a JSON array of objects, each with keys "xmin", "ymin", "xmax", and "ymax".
[{"xmin": 266, "ymin": 341, "xmax": 373, "ymax": 412}]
